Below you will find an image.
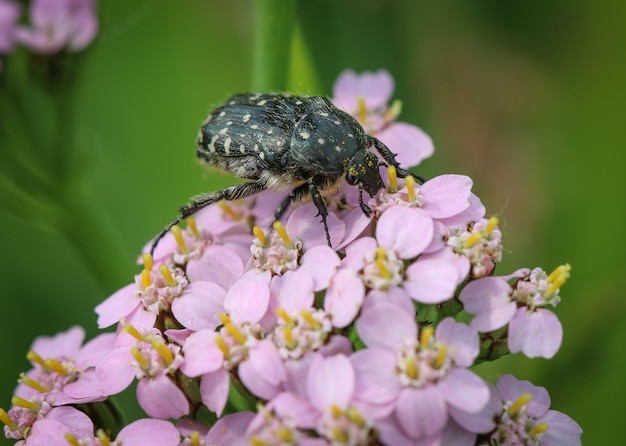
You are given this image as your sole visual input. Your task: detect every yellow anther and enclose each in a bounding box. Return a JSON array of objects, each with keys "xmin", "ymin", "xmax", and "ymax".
[
  {"xmin": 375, "ymin": 247, "xmax": 391, "ymax": 278},
  {"xmin": 219, "ymin": 200, "xmax": 241, "ymax": 220},
  {"xmin": 357, "ymin": 96, "xmax": 367, "ymax": 124},
  {"xmin": 530, "ymin": 422, "xmax": 549, "ymax": 437},
  {"xmin": 224, "ymin": 321, "xmax": 247, "ymax": 345},
  {"xmin": 170, "ymin": 225, "xmax": 187, "ymax": 254},
  {"xmin": 330, "ymin": 404, "xmax": 343, "ymax": 417},
  {"xmin": 300, "ymin": 309, "xmax": 321, "ymax": 330},
  {"xmin": 186, "ymin": 216, "xmax": 200, "ymax": 238},
  {"xmin": 276, "ymin": 307, "xmax": 293, "ymax": 324},
  {"xmin": 96, "ymin": 428, "xmax": 111, "ymax": 446},
  {"xmin": 464, "ymin": 232, "xmax": 483, "ymax": 248},
  {"xmin": 331, "ymin": 426, "xmax": 349, "ymax": 443},
  {"xmin": 65, "ymin": 433, "xmax": 81, "ymax": 446},
  {"xmin": 131, "ymin": 346, "xmax": 149, "ymax": 370},
  {"xmin": 419, "ymin": 326, "xmax": 434, "ymax": 349},
  {"xmin": 283, "ymin": 326, "xmax": 295, "ymax": 349},
  {"xmin": 253, "ymin": 225, "xmax": 267, "ymax": 246},
  {"xmin": 190, "ymin": 430, "xmax": 201, "ymax": 446},
  {"xmin": 141, "ymin": 269, "xmax": 152, "ymax": 289},
  {"xmin": 405, "ymin": 175, "xmax": 416, "ymax": 202},
  {"xmin": 348, "ymin": 407, "xmax": 366, "ymax": 428},
  {"xmin": 11, "ymin": 396, "xmax": 39, "ymax": 411},
  {"xmin": 219, "ymin": 312, "xmax": 232, "ymax": 325},
  {"xmin": 142, "ymin": 253, "xmax": 153, "ymax": 271},
  {"xmin": 405, "ymin": 358, "xmax": 418, "ymax": 380},
  {"xmin": 273, "ymin": 221, "xmax": 292, "ymax": 248},
  {"xmin": 384, "ymin": 99, "xmax": 402, "ymax": 122},
  {"xmin": 546, "ymin": 264, "xmax": 571, "ymax": 296},
  {"xmin": 26, "ymin": 350, "xmax": 45, "ymax": 367},
  {"xmin": 0, "ymin": 408, "xmax": 17, "ymax": 430},
  {"xmin": 214, "ymin": 335, "xmax": 230, "ymax": 358},
  {"xmin": 508, "ymin": 392, "xmax": 532, "ymax": 416},
  {"xmin": 433, "ymin": 346, "xmax": 447, "ymax": 369},
  {"xmin": 387, "ymin": 165, "xmax": 398, "ymax": 192},
  {"xmin": 121, "ymin": 320, "xmax": 145, "ymax": 342},
  {"xmin": 43, "ymin": 358, "xmax": 68, "ymax": 376},
  {"xmin": 249, "ymin": 437, "xmax": 264, "ymax": 446},
  {"xmin": 485, "ymin": 216, "xmax": 499, "ymax": 235},
  {"xmin": 19, "ymin": 373, "xmax": 50, "ymax": 393},
  {"xmin": 276, "ymin": 427, "xmax": 294, "ymax": 442},
  {"xmin": 159, "ymin": 264, "xmax": 177, "ymax": 287},
  {"xmin": 151, "ymin": 338, "xmax": 174, "ymax": 365}
]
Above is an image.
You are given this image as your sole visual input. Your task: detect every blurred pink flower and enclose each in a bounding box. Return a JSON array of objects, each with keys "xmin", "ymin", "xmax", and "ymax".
[{"xmin": 0, "ymin": 0, "xmax": 20, "ymax": 53}]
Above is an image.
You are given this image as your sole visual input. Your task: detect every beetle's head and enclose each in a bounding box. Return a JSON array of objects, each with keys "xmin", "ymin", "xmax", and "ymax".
[{"xmin": 346, "ymin": 150, "xmax": 384, "ymax": 196}]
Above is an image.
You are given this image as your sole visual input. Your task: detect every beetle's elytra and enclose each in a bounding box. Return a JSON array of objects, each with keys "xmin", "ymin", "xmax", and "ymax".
[{"xmin": 150, "ymin": 93, "xmax": 410, "ymax": 255}]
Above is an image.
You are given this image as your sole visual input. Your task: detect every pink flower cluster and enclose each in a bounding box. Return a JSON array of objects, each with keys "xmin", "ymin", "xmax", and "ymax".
[
  {"xmin": 1, "ymin": 70, "xmax": 581, "ymax": 445},
  {"xmin": 0, "ymin": 0, "xmax": 97, "ymax": 70}
]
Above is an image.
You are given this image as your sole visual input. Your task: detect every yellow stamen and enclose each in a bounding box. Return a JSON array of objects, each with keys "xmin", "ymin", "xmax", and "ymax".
[
  {"xmin": 348, "ymin": 407, "xmax": 366, "ymax": 428},
  {"xmin": 546, "ymin": 264, "xmax": 571, "ymax": 296},
  {"xmin": 131, "ymin": 346, "xmax": 149, "ymax": 370},
  {"xmin": 300, "ymin": 309, "xmax": 321, "ymax": 330},
  {"xmin": 43, "ymin": 358, "xmax": 68, "ymax": 376},
  {"xmin": 419, "ymin": 326, "xmax": 434, "ymax": 349},
  {"xmin": 433, "ymin": 346, "xmax": 447, "ymax": 369},
  {"xmin": 249, "ymin": 437, "xmax": 264, "ymax": 446},
  {"xmin": 141, "ymin": 269, "xmax": 152, "ymax": 289},
  {"xmin": 142, "ymin": 253, "xmax": 153, "ymax": 271},
  {"xmin": 0, "ymin": 408, "xmax": 17, "ymax": 430},
  {"xmin": 214, "ymin": 335, "xmax": 230, "ymax": 358},
  {"xmin": 151, "ymin": 338, "xmax": 174, "ymax": 365},
  {"xmin": 96, "ymin": 429, "xmax": 111, "ymax": 446},
  {"xmin": 11, "ymin": 396, "xmax": 39, "ymax": 411},
  {"xmin": 276, "ymin": 427, "xmax": 294, "ymax": 442},
  {"xmin": 189, "ymin": 431, "xmax": 201, "ymax": 446},
  {"xmin": 283, "ymin": 326, "xmax": 295, "ymax": 349},
  {"xmin": 65, "ymin": 433, "xmax": 81, "ymax": 446},
  {"xmin": 275, "ymin": 307, "xmax": 292, "ymax": 324},
  {"xmin": 273, "ymin": 221, "xmax": 292, "ymax": 248},
  {"xmin": 508, "ymin": 392, "xmax": 532, "ymax": 416},
  {"xmin": 387, "ymin": 165, "xmax": 398, "ymax": 192},
  {"xmin": 219, "ymin": 200, "xmax": 241, "ymax": 220},
  {"xmin": 357, "ymin": 96, "xmax": 367, "ymax": 124},
  {"xmin": 530, "ymin": 422, "xmax": 549, "ymax": 437},
  {"xmin": 159, "ymin": 264, "xmax": 177, "ymax": 287},
  {"xmin": 384, "ymin": 99, "xmax": 402, "ymax": 122},
  {"xmin": 405, "ymin": 358, "xmax": 418, "ymax": 380},
  {"xmin": 121, "ymin": 320, "xmax": 145, "ymax": 342},
  {"xmin": 485, "ymin": 216, "xmax": 499, "ymax": 236},
  {"xmin": 219, "ymin": 312, "xmax": 231, "ymax": 325},
  {"xmin": 330, "ymin": 404, "xmax": 343, "ymax": 417},
  {"xmin": 18, "ymin": 373, "xmax": 50, "ymax": 393},
  {"xmin": 376, "ymin": 247, "xmax": 391, "ymax": 279},
  {"xmin": 224, "ymin": 322, "xmax": 247, "ymax": 345},
  {"xmin": 186, "ymin": 216, "xmax": 200, "ymax": 238},
  {"xmin": 171, "ymin": 225, "xmax": 187, "ymax": 254},
  {"xmin": 331, "ymin": 426, "xmax": 349, "ymax": 443},
  {"xmin": 405, "ymin": 175, "xmax": 416, "ymax": 202},
  {"xmin": 253, "ymin": 225, "xmax": 267, "ymax": 246},
  {"xmin": 26, "ymin": 350, "xmax": 45, "ymax": 367},
  {"xmin": 464, "ymin": 232, "xmax": 483, "ymax": 248}
]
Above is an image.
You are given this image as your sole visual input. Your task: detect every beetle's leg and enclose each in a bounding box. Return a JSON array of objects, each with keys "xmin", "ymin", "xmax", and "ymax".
[
  {"xmin": 307, "ymin": 178, "xmax": 332, "ymax": 248},
  {"xmin": 274, "ymin": 182, "xmax": 309, "ymax": 222},
  {"xmin": 368, "ymin": 136, "xmax": 415, "ymax": 180},
  {"xmin": 150, "ymin": 181, "xmax": 267, "ymax": 256},
  {"xmin": 358, "ymin": 183, "xmax": 373, "ymax": 216}
]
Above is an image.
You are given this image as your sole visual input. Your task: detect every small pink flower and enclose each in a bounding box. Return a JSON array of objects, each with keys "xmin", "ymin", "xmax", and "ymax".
[
  {"xmin": 0, "ymin": 0, "xmax": 21, "ymax": 54},
  {"xmin": 332, "ymin": 69, "xmax": 434, "ymax": 168},
  {"xmin": 15, "ymin": 0, "xmax": 98, "ymax": 54}
]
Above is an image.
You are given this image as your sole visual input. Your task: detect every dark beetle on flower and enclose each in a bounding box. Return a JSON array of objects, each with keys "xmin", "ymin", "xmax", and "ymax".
[{"xmin": 150, "ymin": 93, "xmax": 411, "ymax": 255}]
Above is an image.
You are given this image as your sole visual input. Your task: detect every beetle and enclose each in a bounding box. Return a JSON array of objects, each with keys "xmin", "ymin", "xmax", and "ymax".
[{"xmin": 150, "ymin": 93, "xmax": 411, "ymax": 255}]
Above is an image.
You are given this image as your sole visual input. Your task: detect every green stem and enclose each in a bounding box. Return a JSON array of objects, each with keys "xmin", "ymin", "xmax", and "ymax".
[{"xmin": 253, "ymin": 0, "xmax": 297, "ymax": 91}]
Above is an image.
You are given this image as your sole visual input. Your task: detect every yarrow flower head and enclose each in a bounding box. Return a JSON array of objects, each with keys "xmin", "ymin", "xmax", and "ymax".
[{"xmin": 1, "ymin": 69, "xmax": 581, "ymax": 445}]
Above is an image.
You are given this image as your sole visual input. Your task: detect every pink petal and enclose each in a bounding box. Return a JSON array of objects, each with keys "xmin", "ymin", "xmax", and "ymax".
[
  {"xmin": 286, "ymin": 203, "xmax": 346, "ymax": 250},
  {"xmin": 206, "ymin": 412, "xmax": 255, "ymax": 445},
  {"xmin": 496, "ymin": 374, "xmax": 551, "ymax": 417},
  {"xmin": 116, "ymin": 419, "xmax": 180, "ymax": 446},
  {"xmin": 377, "ymin": 122, "xmax": 434, "ymax": 167},
  {"xmin": 224, "ymin": 279, "xmax": 270, "ymax": 324},
  {"xmin": 172, "ymin": 281, "xmax": 226, "ymax": 331},
  {"xmin": 74, "ymin": 333, "xmax": 116, "ymax": 368},
  {"xmin": 95, "ymin": 283, "xmax": 140, "ymax": 328},
  {"xmin": 307, "ymin": 354, "xmax": 355, "ymax": 410},
  {"xmin": 270, "ymin": 270, "xmax": 314, "ymax": 313},
  {"xmin": 239, "ymin": 341, "xmax": 285, "ymax": 400},
  {"xmin": 324, "ymin": 269, "xmax": 365, "ymax": 328},
  {"xmin": 438, "ymin": 368, "xmax": 489, "ymax": 413},
  {"xmin": 332, "ymin": 69, "xmax": 394, "ymax": 112},
  {"xmin": 449, "ymin": 383, "xmax": 500, "ymax": 434},
  {"xmin": 435, "ymin": 318, "xmax": 479, "ymax": 367},
  {"xmin": 137, "ymin": 374, "xmax": 189, "ymax": 419},
  {"xmin": 404, "ymin": 259, "xmax": 458, "ymax": 304},
  {"xmin": 420, "ymin": 175, "xmax": 473, "ymax": 219},
  {"xmin": 437, "ymin": 193, "xmax": 486, "ymax": 228},
  {"xmin": 351, "ymin": 348, "xmax": 401, "ymax": 404},
  {"xmin": 341, "ymin": 237, "xmax": 377, "ymax": 271},
  {"xmin": 96, "ymin": 346, "xmax": 135, "ymax": 395},
  {"xmin": 31, "ymin": 325, "xmax": 85, "ymax": 359},
  {"xmin": 376, "ymin": 207, "xmax": 434, "ymax": 259},
  {"xmin": 200, "ymin": 369, "xmax": 231, "ymax": 416},
  {"xmin": 396, "ymin": 386, "xmax": 447, "ymax": 437},
  {"xmin": 508, "ymin": 308, "xmax": 563, "ymax": 359},
  {"xmin": 459, "ymin": 276, "xmax": 517, "ymax": 332},
  {"xmin": 299, "ymin": 245, "xmax": 341, "ymax": 291},
  {"xmin": 180, "ymin": 330, "xmax": 224, "ymax": 377},
  {"xmin": 538, "ymin": 410, "xmax": 583, "ymax": 446},
  {"xmin": 186, "ymin": 245, "xmax": 244, "ymax": 290},
  {"xmin": 363, "ymin": 286, "xmax": 415, "ymax": 317},
  {"xmin": 336, "ymin": 207, "xmax": 372, "ymax": 249},
  {"xmin": 356, "ymin": 303, "xmax": 417, "ymax": 349}
]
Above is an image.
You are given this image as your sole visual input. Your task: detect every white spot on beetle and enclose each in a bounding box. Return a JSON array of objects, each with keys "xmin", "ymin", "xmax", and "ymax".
[
  {"xmin": 335, "ymin": 146, "xmax": 342, "ymax": 152},
  {"xmin": 209, "ymin": 135, "xmax": 219, "ymax": 153},
  {"xmin": 318, "ymin": 138, "xmax": 325, "ymax": 144},
  {"xmin": 295, "ymin": 101, "xmax": 303, "ymax": 105},
  {"xmin": 267, "ymin": 129, "xmax": 273, "ymax": 134},
  {"xmin": 243, "ymin": 114, "xmax": 251, "ymax": 122},
  {"xmin": 219, "ymin": 128, "xmax": 229, "ymax": 135},
  {"xmin": 226, "ymin": 121, "xmax": 233, "ymax": 126},
  {"xmin": 239, "ymin": 144, "xmax": 246, "ymax": 153},
  {"xmin": 258, "ymin": 100, "xmax": 268, "ymax": 106},
  {"xmin": 300, "ymin": 132, "xmax": 310, "ymax": 139},
  {"xmin": 251, "ymin": 124, "xmax": 259, "ymax": 130},
  {"xmin": 253, "ymin": 144, "xmax": 259, "ymax": 151},
  {"xmin": 259, "ymin": 152, "xmax": 266, "ymax": 160},
  {"xmin": 219, "ymin": 111, "xmax": 226, "ymax": 117},
  {"xmin": 319, "ymin": 112, "xmax": 329, "ymax": 117},
  {"xmin": 334, "ymin": 120, "xmax": 340, "ymax": 125},
  {"xmin": 224, "ymin": 137, "xmax": 232, "ymax": 154},
  {"xmin": 348, "ymin": 133, "xmax": 354, "ymax": 138}
]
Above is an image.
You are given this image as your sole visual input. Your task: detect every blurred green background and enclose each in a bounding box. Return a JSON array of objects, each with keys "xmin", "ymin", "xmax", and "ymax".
[{"xmin": 1, "ymin": 1, "xmax": 624, "ymax": 444}]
